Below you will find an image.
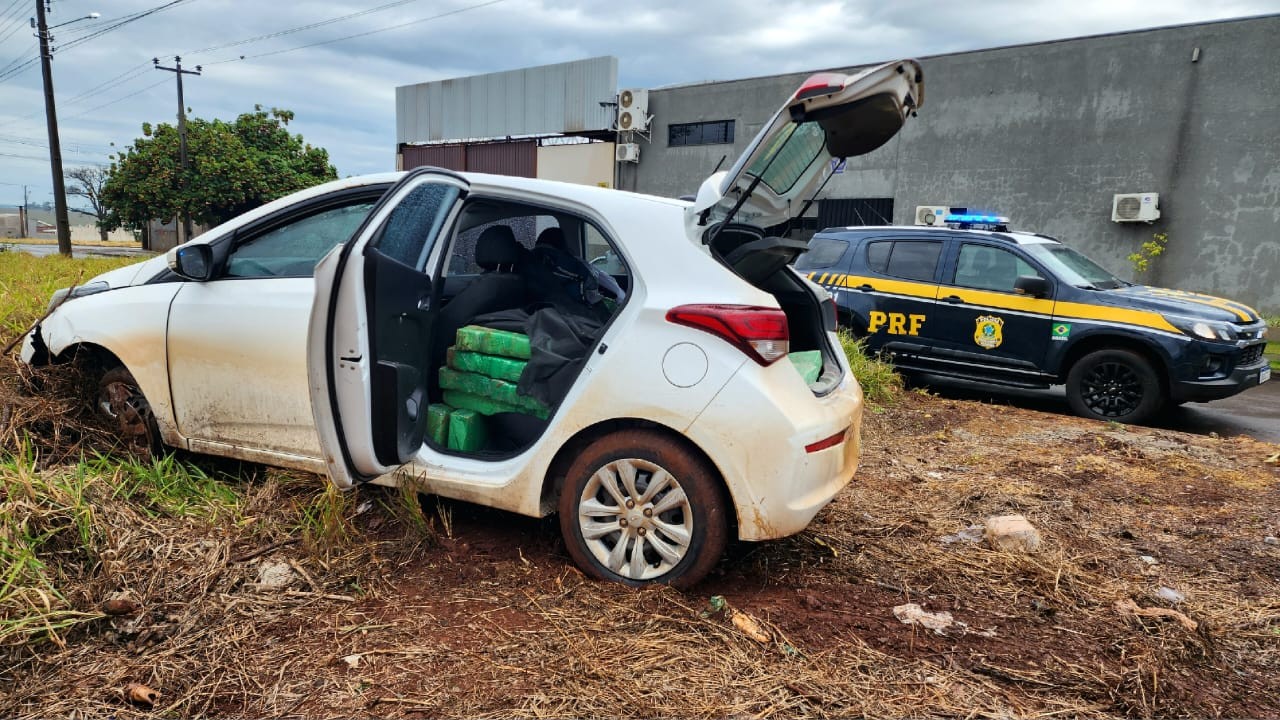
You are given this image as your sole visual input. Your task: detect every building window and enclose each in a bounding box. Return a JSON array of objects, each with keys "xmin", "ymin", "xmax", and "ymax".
[{"xmin": 668, "ymin": 120, "xmax": 735, "ymax": 147}]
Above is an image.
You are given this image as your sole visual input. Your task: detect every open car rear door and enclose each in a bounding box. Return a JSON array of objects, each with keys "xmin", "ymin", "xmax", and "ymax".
[{"xmin": 308, "ymin": 169, "xmax": 468, "ymax": 489}]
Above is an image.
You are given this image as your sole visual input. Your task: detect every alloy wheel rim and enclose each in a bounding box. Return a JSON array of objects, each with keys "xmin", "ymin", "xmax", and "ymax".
[
  {"xmin": 577, "ymin": 458, "xmax": 693, "ymax": 581},
  {"xmin": 98, "ymin": 380, "xmax": 155, "ymax": 452},
  {"xmin": 1080, "ymin": 361, "xmax": 1143, "ymax": 417}
]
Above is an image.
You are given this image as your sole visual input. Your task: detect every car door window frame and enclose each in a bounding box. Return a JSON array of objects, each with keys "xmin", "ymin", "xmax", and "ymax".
[
  {"xmin": 211, "ymin": 186, "xmax": 389, "ymax": 281},
  {"xmin": 864, "ymin": 238, "xmax": 946, "ymax": 284},
  {"xmin": 943, "ymin": 240, "xmax": 1052, "ymax": 295}
]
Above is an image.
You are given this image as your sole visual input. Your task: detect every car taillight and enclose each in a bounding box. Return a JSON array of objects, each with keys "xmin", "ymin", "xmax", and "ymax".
[{"xmin": 666, "ymin": 304, "xmax": 789, "ymax": 366}]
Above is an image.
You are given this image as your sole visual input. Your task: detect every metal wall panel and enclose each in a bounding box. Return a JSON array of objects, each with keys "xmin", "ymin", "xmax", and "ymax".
[
  {"xmin": 465, "ymin": 141, "xmax": 536, "ymax": 177},
  {"xmin": 401, "ymin": 144, "xmax": 466, "ymax": 172},
  {"xmin": 396, "ymin": 56, "xmax": 618, "ymax": 143}
]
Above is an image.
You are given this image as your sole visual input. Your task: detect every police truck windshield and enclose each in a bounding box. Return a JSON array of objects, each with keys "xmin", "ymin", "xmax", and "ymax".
[{"xmin": 1023, "ymin": 243, "xmax": 1127, "ymax": 290}]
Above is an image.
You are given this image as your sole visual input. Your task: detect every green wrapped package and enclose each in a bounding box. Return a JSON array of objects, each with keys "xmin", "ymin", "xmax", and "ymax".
[
  {"xmin": 447, "ymin": 408, "xmax": 488, "ymax": 452},
  {"xmin": 455, "ymin": 325, "xmax": 531, "ymax": 360},
  {"xmin": 447, "ymin": 347, "xmax": 526, "ymax": 383},
  {"xmin": 443, "ymin": 390, "xmax": 550, "ymax": 420},
  {"xmin": 438, "ymin": 367, "xmax": 547, "ymax": 415},
  {"xmin": 426, "ymin": 403, "xmax": 452, "ymax": 446},
  {"xmin": 789, "ymin": 350, "xmax": 823, "ymax": 385}
]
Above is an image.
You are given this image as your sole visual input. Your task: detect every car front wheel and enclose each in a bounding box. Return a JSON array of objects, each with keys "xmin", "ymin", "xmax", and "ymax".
[
  {"xmin": 1065, "ymin": 348, "xmax": 1163, "ymax": 424},
  {"xmin": 558, "ymin": 430, "xmax": 729, "ymax": 588},
  {"xmin": 97, "ymin": 366, "xmax": 160, "ymax": 455}
]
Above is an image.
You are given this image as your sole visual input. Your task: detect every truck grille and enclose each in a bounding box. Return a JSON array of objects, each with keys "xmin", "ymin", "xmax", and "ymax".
[{"xmin": 1240, "ymin": 344, "xmax": 1264, "ymax": 366}]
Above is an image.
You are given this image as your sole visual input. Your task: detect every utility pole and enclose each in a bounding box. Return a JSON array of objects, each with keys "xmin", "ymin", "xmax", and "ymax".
[
  {"xmin": 22, "ymin": 184, "xmax": 29, "ymax": 238},
  {"xmin": 154, "ymin": 56, "xmax": 200, "ymax": 243},
  {"xmin": 35, "ymin": 0, "xmax": 72, "ymax": 255}
]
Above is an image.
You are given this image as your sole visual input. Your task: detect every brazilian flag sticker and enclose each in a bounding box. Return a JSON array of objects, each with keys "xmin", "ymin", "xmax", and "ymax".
[{"xmin": 1051, "ymin": 323, "xmax": 1072, "ymax": 341}]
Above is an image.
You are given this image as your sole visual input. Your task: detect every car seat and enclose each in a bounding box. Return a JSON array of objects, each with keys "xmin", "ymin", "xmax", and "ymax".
[{"xmin": 433, "ymin": 226, "xmax": 528, "ymax": 377}]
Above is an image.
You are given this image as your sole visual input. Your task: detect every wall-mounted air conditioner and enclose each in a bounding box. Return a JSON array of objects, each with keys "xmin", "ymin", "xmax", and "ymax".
[
  {"xmin": 615, "ymin": 143, "xmax": 640, "ymax": 163},
  {"xmin": 1112, "ymin": 193, "xmax": 1160, "ymax": 222},
  {"xmin": 915, "ymin": 205, "xmax": 949, "ymax": 226},
  {"xmin": 617, "ymin": 89, "xmax": 650, "ymax": 132}
]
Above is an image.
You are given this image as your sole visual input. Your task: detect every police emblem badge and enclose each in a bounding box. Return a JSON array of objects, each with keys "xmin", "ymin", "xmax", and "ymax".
[{"xmin": 974, "ymin": 315, "xmax": 1004, "ymax": 349}]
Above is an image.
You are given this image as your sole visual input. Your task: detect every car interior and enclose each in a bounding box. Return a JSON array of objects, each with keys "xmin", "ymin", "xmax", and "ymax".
[{"xmin": 420, "ymin": 197, "xmax": 629, "ymax": 458}]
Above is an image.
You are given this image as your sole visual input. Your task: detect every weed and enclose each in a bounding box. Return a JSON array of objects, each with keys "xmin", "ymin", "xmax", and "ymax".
[
  {"xmin": 837, "ymin": 329, "xmax": 902, "ymax": 406},
  {"xmin": 84, "ymin": 453, "xmax": 240, "ymax": 520},
  {"xmin": 296, "ymin": 483, "xmax": 353, "ymax": 552}
]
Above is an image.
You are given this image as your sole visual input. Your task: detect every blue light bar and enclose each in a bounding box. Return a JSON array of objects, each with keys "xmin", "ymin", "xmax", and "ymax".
[{"xmin": 945, "ymin": 213, "xmax": 1009, "ymax": 224}]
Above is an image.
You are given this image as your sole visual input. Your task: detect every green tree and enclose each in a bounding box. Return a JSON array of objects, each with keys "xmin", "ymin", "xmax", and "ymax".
[{"xmin": 101, "ymin": 106, "xmax": 337, "ymax": 232}]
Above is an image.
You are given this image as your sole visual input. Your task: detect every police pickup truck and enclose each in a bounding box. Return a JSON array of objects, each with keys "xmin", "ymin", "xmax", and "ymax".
[{"xmin": 798, "ymin": 217, "xmax": 1270, "ymax": 424}]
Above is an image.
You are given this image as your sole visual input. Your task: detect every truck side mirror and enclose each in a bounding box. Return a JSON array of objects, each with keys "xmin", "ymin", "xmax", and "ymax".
[{"xmin": 1014, "ymin": 274, "xmax": 1051, "ymax": 298}]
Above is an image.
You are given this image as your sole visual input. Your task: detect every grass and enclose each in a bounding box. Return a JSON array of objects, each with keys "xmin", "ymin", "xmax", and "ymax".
[
  {"xmin": 0, "ymin": 253, "xmax": 144, "ymax": 340},
  {"xmin": 837, "ymin": 329, "xmax": 903, "ymax": 406}
]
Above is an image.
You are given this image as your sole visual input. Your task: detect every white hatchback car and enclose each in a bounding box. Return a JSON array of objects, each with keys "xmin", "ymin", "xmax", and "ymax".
[{"xmin": 23, "ymin": 61, "xmax": 923, "ymax": 586}]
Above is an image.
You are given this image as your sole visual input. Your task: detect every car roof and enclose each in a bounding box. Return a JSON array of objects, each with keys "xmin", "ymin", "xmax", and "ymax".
[{"xmin": 817, "ymin": 225, "xmax": 1060, "ymax": 246}]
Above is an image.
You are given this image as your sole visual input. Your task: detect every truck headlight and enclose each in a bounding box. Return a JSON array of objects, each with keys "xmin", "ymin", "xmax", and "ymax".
[{"xmin": 1165, "ymin": 315, "xmax": 1235, "ymax": 342}]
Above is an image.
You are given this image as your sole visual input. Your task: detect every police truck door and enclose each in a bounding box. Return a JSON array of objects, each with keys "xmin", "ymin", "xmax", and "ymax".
[{"xmin": 925, "ymin": 240, "xmax": 1055, "ymax": 382}]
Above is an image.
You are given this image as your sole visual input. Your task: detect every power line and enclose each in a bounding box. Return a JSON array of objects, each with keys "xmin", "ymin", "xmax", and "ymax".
[
  {"xmin": 184, "ymin": 0, "xmax": 431, "ymax": 56},
  {"xmin": 207, "ymin": 0, "xmax": 508, "ymax": 64},
  {"xmin": 62, "ymin": 77, "xmax": 169, "ymax": 121}
]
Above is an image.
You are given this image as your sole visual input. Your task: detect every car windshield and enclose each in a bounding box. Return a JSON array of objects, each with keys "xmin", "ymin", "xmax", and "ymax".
[{"xmin": 1023, "ymin": 242, "xmax": 1126, "ymax": 290}]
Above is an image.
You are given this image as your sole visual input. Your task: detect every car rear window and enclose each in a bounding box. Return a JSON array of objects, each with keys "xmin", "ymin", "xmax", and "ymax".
[
  {"xmin": 866, "ymin": 240, "xmax": 942, "ymax": 283},
  {"xmin": 795, "ymin": 237, "xmax": 849, "ymax": 270}
]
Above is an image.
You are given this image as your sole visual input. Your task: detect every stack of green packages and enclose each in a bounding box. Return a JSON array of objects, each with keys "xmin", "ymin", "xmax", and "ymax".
[{"xmin": 425, "ymin": 325, "xmax": 550, "ymax": 453}]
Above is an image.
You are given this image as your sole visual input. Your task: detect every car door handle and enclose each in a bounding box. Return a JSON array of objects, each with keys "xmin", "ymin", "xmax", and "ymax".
[
  {"xmin": 856, "ymin": 284, "xmax": 874, "ymax": 291},
  {"xmin": 942, "ymin": 295, "xmax": 965, "ymax": 304}
]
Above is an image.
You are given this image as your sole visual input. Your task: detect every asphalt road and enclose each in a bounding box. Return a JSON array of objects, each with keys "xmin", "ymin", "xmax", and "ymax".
[
  {"xmin": 918, "ymin": 373, "xmax": 1280, "ymax": 443},
  {"xmin": 4, "ymin": 243, "xmax": 152, "ymax": 258}
]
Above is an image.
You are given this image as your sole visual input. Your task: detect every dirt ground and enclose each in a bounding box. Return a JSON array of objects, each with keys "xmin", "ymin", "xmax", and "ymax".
[{"xmin": 3, "ymin": 390, "xmax": 1279, "ymax": 718}]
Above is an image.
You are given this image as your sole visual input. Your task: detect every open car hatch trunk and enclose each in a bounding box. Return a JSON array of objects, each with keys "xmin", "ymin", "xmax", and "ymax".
[
  {"xmin": 687, "ymin": 60, "xmax": 923, "ymax": 396},
  {"xmin": 686, "ymin": 59, "xmax": 924, "ymax": 241}
]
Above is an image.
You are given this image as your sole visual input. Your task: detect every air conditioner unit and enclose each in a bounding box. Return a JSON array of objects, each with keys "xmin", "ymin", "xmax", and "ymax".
[
  {"xmin": 615, "ymin": 143, "xmax": 640, "ymax": 163},
  {"xmin": 617, "ymin": 88, "xmax": 650, "ymax": 132},
  {"xmin": 915, "ymin": 205, "xmax": 949, "ymax": 226},
  {"xmin": 1112, "ymin": 192, "xmax": 1160, "ymax": 222}
]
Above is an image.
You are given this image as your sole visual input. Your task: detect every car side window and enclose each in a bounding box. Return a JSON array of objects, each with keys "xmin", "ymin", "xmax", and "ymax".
[
  {"xmin": 445, "ymin": 214, "xmax": 561, "ymax": 276},
  {"xmin": 225, "ymin": 200, "xmax": 375, "ymax": 279},
  {"xmin": 867, "ymin": 240, "xmax": 943, "ymax": 283},
  {"xmin": 953, "ymin": 243, "xmax": 1043, "ymax": 293},
  {"xmin": 795, "ymin": 237, "xmax": 849, "ymax": 271}
]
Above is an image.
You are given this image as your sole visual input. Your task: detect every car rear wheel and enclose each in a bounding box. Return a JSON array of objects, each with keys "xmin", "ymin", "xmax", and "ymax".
[
  {"xmin": 97, "ymin": 366, "xmax": 160, "ymax": 455},
  {"xmin": 558, "ymin": 430, "xmax": 729, "ymax": 588},
  {"xmin": 1065, "ymin": 348, "xmax": 1163, "ymax": 424}
]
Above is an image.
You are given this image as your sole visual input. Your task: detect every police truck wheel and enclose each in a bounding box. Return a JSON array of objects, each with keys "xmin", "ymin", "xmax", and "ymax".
[
  {"xmin": 559, "ymin": 430, "xmax": 729, "ymax": 589},
  {"xmin": 1065, "ymin": 349, "xmax": 1162, "ymax": 424}
]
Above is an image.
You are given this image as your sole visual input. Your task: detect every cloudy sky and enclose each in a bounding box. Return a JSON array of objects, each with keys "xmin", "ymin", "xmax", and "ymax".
[{"xmin": 0, "ymin": 0, "xmax": 1274, "ymax": 207}]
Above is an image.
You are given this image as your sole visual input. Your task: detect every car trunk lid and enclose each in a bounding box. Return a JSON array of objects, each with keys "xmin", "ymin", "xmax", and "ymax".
[{"xmin": 685, "ymin": 59, "xmax": 924, "ymax": 242}]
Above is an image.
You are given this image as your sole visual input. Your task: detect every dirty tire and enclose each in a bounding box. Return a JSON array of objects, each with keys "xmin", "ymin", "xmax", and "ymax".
[
  {"xmin": 1066, "ymin": 348, "xmax": 1163, "ymax": 424},
  {"xmin": 97, "ymin": 366, "xmax": 161, "ymax": 456},
  {"xmin": 559, "ymin": 430, "xmax": 729, "ymax": 589}
]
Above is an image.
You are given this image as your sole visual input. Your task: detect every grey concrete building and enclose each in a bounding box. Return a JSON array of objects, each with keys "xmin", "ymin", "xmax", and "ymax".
[{"xmin": 627, "ymin": 15, "xmax": 1279, "ymax": 312}]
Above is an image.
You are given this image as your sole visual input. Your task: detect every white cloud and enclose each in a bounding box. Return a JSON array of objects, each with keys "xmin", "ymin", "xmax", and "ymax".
[{"xmin": 0, "ymin": 0, "xmax": 1273, "ymax": 203}]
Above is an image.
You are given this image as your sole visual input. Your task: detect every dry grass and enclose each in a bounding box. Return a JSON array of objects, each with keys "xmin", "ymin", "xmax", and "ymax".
[
  {"xmin": 2, "ymin": 391, "xmax": 1276, "ymax": 718},
  {"xmin": 2, "ymin": 256, "xmax": 1277, "ymax": 718}
]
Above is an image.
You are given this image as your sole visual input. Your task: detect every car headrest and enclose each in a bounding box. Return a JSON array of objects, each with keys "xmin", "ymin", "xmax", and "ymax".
[
  {"xmin": 475, "ymin": 226, "xmax": 521, "ymax": 270},
  {"xmin": 535, "ymin": 227, "xmax": 567, "ymax": 251}
]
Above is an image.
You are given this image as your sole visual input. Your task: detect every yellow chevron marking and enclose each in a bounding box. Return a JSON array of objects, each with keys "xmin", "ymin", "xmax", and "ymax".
[
  {"xmin": 1145, "ymin": 288, "xmax": 1257, "ymax": 322},
  {"xmin": 1054, "ymin": 301, "xmax": 1181, "ymax": 334}
]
